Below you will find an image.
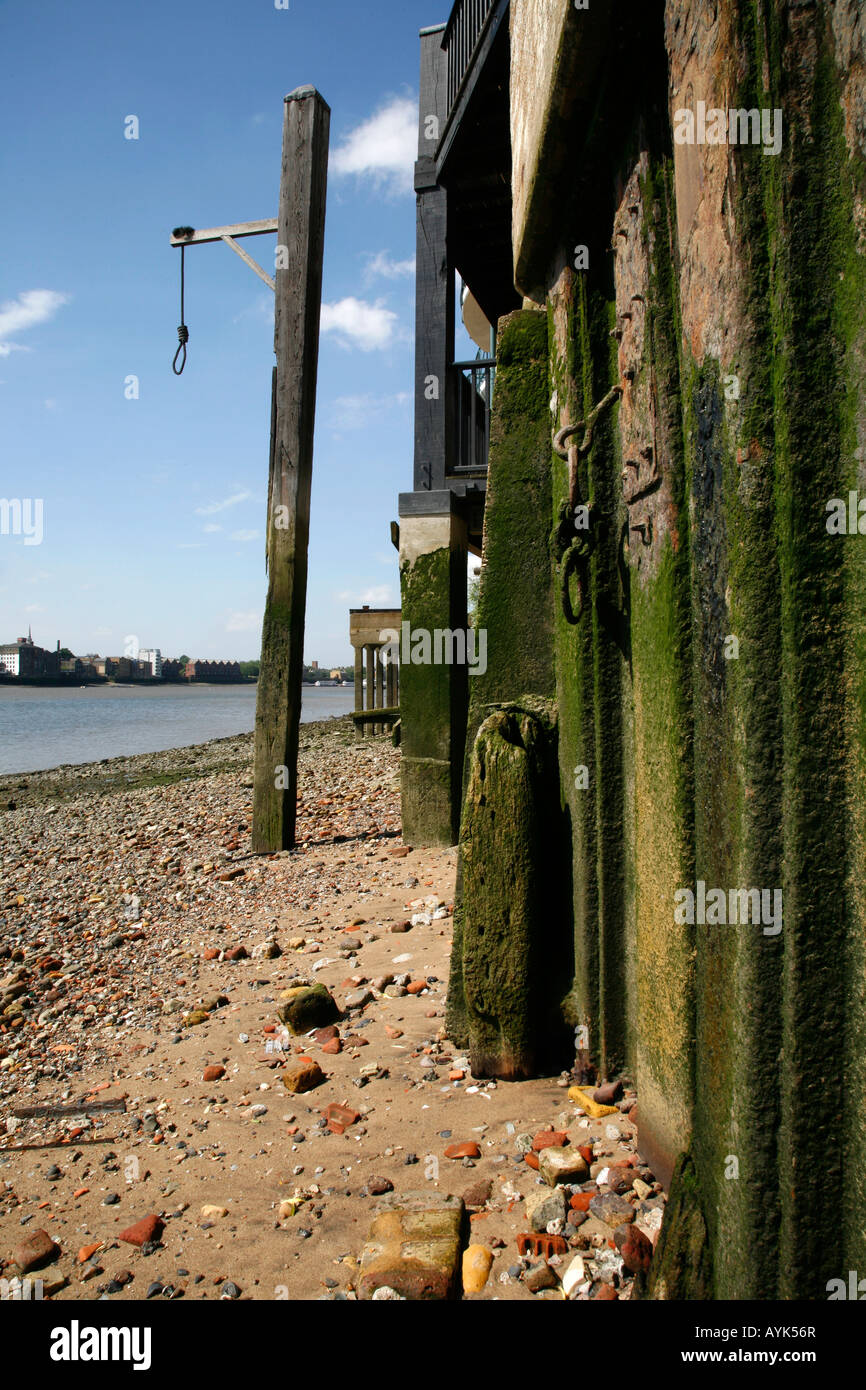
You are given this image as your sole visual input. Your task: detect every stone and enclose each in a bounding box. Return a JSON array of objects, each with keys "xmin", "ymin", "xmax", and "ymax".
[
  {"xmin": 282, "ymin": 1059, "xmax": 325, "ymax": 1094},
  {"xmin": 444, "ymin": 1142, "xmax": 481, "ymax": 1160},
  {"xmin": 224, "ymin": 946, "xmax": 248, "ymax": 961},
  {"xmin": 525, "ymin": 1186, "xmax": 568, "ymax": 1233},
  {"xmin": 367, "ymin": 1177, "xmax": 394, "ymax": 1195},
  {"xmin": 593, "ymin": 1079, "xmax": 623, "ymax": 1105},
  {"xmin": 182, "ymin": 1009, "xmax": 209, "ymax": 1028},
  {"xmin": 570, "ymin": 1190, "xmax": 595, "ymax": 1212},
  {"xmin": 312, "ymin": 1025, "xmax": 339, "ymax": 1044},
  {"xmin": 321, "ymin": 1037, "xmax": 342, "ymax": 1055},
  {"xmin": 406, "ymin": 980, "xmax": 427, "ymax": 995},
  {"xmin": 345, "ymin": 988, "xmax": 374, "ymax": 1010},
  {"xmin": 632, "ymin": 1177, "xmax": 652, "ymax": 1201},
  {"xmin": 524, "ymin": 1261, "xmax": 558, "ymax": 1293},
  {"xmin": 202, "ymin": 1065, "xmax": 225, "ymax": 1082},
  {"xmin": 462, "ymin": 1179, "xmax": 493, "ymax": 1209},
  {"xmin": 592, "ymin": 1281, "xmax": 618, "ymax": 1300},
  {"xmin": 14, "ymin": 1228, "xmax": 60, "ymax": 1274},
  {"xmin": 538, "ymin": 1147, "xmax": 589, "ymax": 1186},
  {"xmin": 562, "ymin": 1253, "xmax": 586, "ymax": 1298},
  {"xmin": 200, "ymin": 1205, "xmax": 228, "ymax": 1220},
  {"xmin": 617, "ymin": 1222, "xmax": 653, "ymax": 1275},
  {"xmin": 358, "ymin": 1192, "xmax": 464, "ymax": 1300},
  {"xmin": 118, "ymin": 1214, "xmax": 164, "ymax": 1247},
  {"xmin": 276, "ymin": 984, "xmax": 339, "ymax": 1035},
  {"xmin": 462, "ymin": 1244, "xmax": 494, "ymax": 1293},
  {"xmin": 589, "ymin": 1193, "xmax": 635, "ymax": 1229}
]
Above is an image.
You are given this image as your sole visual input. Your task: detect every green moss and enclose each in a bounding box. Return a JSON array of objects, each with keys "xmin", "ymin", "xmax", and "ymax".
[{"xmin": 640, "ymin": 1152, "xmax": 713, "ymax": 1301}]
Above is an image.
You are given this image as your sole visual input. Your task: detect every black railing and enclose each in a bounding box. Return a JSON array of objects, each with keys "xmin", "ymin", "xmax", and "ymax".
[
  {"xmin": 451, "ymin": 359, "xmax": 495, "ymax": 474},
  {"xmin": 442, "ymin": 0, "xmax": 497, "ymax": 114}
]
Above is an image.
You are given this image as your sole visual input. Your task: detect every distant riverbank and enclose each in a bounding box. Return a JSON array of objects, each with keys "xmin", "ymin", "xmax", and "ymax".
[{"xmin": 0, "ymin": 683, "xmax": 356, "ymax": 776}]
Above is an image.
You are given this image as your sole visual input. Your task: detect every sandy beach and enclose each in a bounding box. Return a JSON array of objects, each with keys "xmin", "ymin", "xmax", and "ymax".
[{"xmin": 0, "ymin": 720, "xmax": 657, "ymax": 1300}]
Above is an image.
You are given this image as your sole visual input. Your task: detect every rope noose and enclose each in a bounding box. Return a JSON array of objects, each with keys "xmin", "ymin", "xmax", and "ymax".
[{"xmin": 172, "ymin": 238, "xmax": 190, "ymax": 375}]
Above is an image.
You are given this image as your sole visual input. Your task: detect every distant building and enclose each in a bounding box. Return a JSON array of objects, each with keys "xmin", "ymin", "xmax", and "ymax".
[
  {"xmin": 184, "ymin": 660, "xmax": 243, "ymax": 683},
  {"xmin": 0, "ymin": 633, "xmax": 60, "ymax": 677},
  {"xmin": 160, "ymin": 659, "xmax": 184, "ymax": 681},
  {"xmin": 139, "ymin": 648, "xmax": 162, "ymax": 678}
]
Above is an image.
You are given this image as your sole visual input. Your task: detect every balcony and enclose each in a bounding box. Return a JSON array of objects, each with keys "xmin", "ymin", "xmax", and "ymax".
[
  {"xmin": 451, "ymin": 358, "xmax": 496, "ymax": 477},
  {"xmin": 442, "ymin": 0, "xmax": 498, "ymax": 117}
]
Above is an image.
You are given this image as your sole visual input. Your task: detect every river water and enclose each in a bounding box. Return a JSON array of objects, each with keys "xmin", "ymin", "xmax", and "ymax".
[{"xmin": 0, "ymin": 683, "xmax": 356, "ymax": 775}]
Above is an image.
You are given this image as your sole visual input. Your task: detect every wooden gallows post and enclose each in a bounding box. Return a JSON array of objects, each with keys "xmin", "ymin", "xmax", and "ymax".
[{"xmin": 252, "ymin": 86, "xmax": 330, "ymax": 852}]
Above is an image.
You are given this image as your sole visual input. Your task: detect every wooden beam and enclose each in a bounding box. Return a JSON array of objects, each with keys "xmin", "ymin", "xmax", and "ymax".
[
  {"xmin": 252, "ymin": 87, "xmax": 330, "ymax": 853},
  {"xmin": 170, "ymin": 218, "xmax": 278, "ymax": 247},
  {"xmin": 221, "ymin": 235, "xmax": 276, "ymax": 292}
]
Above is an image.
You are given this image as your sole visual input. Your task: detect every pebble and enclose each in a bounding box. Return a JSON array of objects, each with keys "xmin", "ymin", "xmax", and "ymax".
[
  {"xmin": 462, "ymin": 1245, "xmax": 494, "ymax": 1293},
  {"xmin": 282, "ymin": 1060, "xmax": 325, "ymax": 1094},
  {"xmin": 13, "ymin": 1228, "xmax": 60, "ymax": 1274}
]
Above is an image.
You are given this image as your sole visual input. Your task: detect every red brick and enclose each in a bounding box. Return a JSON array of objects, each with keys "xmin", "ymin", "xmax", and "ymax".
[
  {"xmin": 118, "ymin": 1214, "xmax": 164, "ymax": 1248},
  {"xmin": 202, "ymin": 1065, "xmax": 225, "ymax": 1082},
  {"xmin": 444, "ymin": 1142, "xmax": 480, "ymax": 1160},
  {"xmin": 532, "ymin": 1129, "xmax": 568, "ymax": 1152},
  {"xmin": 324, "ymin": 1102, "xmax": 360, "ymax": 1135}
]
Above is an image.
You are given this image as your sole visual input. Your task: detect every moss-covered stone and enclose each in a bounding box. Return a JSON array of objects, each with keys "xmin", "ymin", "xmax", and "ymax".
[{"xmin": 458, "ymin": 700, "xmax": 572, "ymax": 1079}]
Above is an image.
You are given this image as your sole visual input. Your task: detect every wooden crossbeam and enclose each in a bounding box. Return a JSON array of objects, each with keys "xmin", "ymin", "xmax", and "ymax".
[{"xmin": 170, "ymin": 219, "xmax": 278, "ymax": 246}]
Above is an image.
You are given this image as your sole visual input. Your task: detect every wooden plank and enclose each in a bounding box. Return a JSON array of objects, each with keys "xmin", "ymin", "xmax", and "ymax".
[
  {"xmin": 252, "ymin": 87, "xmax": 330, "ymax": 853},
  {"xmin": 170, "ymin": 218, "xmax": 277, "ymax": 246},
  {"xmin": 12, "ymin": 1098, "xmax": 127, "ymax": 1119},
  {"xmin": 415, "ymin": 29, "xmax": 454, "ymax": 494}
]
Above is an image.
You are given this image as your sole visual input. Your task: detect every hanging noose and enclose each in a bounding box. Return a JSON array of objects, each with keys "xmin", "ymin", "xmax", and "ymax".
[{"xmin": 172, "ymin": 230, "xmax": 194, "ymax": 375}]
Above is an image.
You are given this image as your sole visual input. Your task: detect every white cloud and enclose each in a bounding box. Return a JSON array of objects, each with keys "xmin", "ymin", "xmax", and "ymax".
[
  {"xmin": 226, "ymin": 610, "xmax": 260, "ymax": 632},
  {"xmin": 24, "ymin": 603, "xmax": 45, "ymax": 613},
  {"xmin": 320, "ymin": 298, "xmax": 398, "ymax": 352},
  {"xmin": 364, "ymin": 251, "xmax": 416, "ymax": 282},
  {"xmin": 194, "ymin": 491, "xmax": 252, "ymax": 517},
  {"xmin": 230, "ymin": 529, "xmax": 259, "ymax": 542},
  {"xmin": 202, "ymin": 523, "xmax": 222, "ymax": 534},
  {"xmin": 331, "ymin": 95, "xmax": 416, "ymax": 196},
  {"xmin": 0, "ymin": 289, "xmax": 69, "ymax": 356}
]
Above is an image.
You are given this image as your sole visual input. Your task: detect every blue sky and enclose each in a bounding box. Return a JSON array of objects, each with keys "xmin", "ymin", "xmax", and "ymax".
[{"xmin": 0, "ymin": 0, "xmax": 448, "ymax": 664}]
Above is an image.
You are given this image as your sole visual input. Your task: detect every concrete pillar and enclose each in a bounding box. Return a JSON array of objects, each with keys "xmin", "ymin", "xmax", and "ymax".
[{"xmin": 398, "ymin": 492, "xmax": 469, "ymax": 845}]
